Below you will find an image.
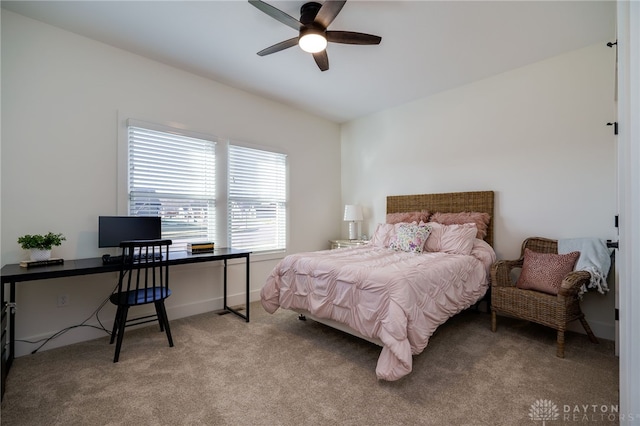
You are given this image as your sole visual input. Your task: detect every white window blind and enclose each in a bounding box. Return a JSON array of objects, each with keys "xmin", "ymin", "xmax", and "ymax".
[
  {"xmin": 128, "ymin": 126, "xmax": 216, "ymax": 250},
  {"xmin": 228, "ymin": 145, "xmax": 287, "ymax": 252}
]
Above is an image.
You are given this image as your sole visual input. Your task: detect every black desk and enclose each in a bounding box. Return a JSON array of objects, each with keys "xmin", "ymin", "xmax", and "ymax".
[{"xmin": 0, "ymin": 248, "xmax": 251, "ymax": 399}]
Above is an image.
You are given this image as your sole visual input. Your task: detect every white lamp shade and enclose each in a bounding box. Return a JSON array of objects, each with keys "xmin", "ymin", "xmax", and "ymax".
[{"xmin": 343, "ymin": 205, "xmax": 363, "ymax": 222}]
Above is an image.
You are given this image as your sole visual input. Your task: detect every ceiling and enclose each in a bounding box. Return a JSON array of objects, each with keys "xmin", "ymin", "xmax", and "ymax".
[{"xmin": 2, "ymin": 1, "xmax": 616, "ymax": 123}]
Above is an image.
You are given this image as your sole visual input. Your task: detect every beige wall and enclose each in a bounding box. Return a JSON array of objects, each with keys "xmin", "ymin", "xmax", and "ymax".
[
  {"xmin": 341, "ymin": 42, "xmax": 617, "ymax": 339},
  {"xmin": 1, "ymin": 11, "xmax": 342, "ymax": 356},
  {"xmin": 0, "ymin": 9, "xmax": 619, "ymax": 357}
]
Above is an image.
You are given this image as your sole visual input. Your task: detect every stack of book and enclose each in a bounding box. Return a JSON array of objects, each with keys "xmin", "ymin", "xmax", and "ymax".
[
  {"xmin": 20, "ymin": 258, "xmax": 64, "ymax": 268},
  {"xmin": 187, "ymin": 242, "xmax": 215, "ymax": 254}
]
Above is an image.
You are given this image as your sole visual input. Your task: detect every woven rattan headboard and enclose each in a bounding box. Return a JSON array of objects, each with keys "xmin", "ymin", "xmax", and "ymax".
[{"xmin": 386, "ymin": 191, "xmax": 495, "ymax": 246}]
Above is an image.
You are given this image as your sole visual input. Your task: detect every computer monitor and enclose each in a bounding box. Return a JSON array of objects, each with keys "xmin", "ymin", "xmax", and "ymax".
[{"xmin": 98, "ymin": 216, "xmax": 162, "ymax": 248}]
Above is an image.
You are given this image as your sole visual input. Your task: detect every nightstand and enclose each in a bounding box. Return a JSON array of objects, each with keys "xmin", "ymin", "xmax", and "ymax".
[{"xmin": 329, "ymin": 239, "xmax": 368, "ymax": 249}]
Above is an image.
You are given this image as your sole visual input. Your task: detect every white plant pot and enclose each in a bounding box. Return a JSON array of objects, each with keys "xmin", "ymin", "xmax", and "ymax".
[{"xmin": 30, "ymin": 249, "xmax": 52, "ymax": 261}]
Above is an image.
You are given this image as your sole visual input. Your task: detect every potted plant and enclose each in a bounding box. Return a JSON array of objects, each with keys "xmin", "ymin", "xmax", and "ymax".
[{"xmin": 17, "ymin": 232, "xmax": 66, "ymax": 261}]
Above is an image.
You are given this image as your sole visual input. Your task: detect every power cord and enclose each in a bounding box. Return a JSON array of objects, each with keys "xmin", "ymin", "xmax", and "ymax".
[{"xmin": 17, "ymin": 284, "xmax": 117, "ymax": 355}]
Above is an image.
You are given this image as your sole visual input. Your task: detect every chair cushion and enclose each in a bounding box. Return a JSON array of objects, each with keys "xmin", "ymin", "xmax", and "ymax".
[
  {"xmin": 110, "ymin": 287, "xmax": 171, "ymax": 306},
  {"xmin": 516, "ymin": 248, "xmax": 580, "ymax": 295}
]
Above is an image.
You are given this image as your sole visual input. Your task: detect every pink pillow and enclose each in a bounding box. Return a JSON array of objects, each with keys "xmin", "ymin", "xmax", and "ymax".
[
  {"xmin": 370, "ymin": 223, "xmax": 396, "ymax": 247},
  {"xmin": 516, "ymin": 248, "xmax": 580, "ymax": 295},
  {"xmin": 386, "ymin": 210, "xmax": 430, "ymax": 225},
  {"xmin": 430, "ymin": 211, "xmax": 490, "ymax": 240},
  {"xmin": 423, "ymin": 222, "xmax": 477, "ymax": 255}
]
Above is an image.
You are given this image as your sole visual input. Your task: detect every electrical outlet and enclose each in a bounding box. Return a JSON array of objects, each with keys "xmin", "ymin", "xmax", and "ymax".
[{"xmin": 57, "ymin": 294, "xmax": 69, "ymax": 307}]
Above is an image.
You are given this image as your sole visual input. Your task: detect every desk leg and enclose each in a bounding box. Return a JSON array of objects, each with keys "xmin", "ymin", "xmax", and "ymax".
[
  {"xmin": 223, "ymin": 258, "xmax": 228, "ymax": 312},
  {"xmin": 1, "ymin": 281, "xmax": 5, "ymax": 400},
  {"xmin": 1, "ymin": 281, "xmax": 15, "ymax": 401},
  {"xmin": 222, "ymin": 255, "xmax": 250, "ymax": 322},
  {"xmin": 9, "ymin": 282, "xmax": 15, "ymax": 370},
  {"xmin": 245, "ymin": 253, "xmax": 250, "ymax": 322}
]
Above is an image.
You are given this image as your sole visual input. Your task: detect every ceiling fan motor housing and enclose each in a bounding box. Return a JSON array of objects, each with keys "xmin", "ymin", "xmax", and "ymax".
[{"xmin": 300, "ymin": 2, "xmax": 322, "ymax": 25}]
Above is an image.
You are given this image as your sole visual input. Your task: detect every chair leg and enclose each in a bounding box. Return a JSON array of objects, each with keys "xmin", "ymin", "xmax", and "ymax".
[
  {"xmin": 580, "ymin": 317, "xmax": 600, "ymax": 344},
  {"xmin": 556, "ymin": 329, "xmax": 565, "ymax": 358},
  {"xmin": 491, "ymin": 311, "xmax": 497, "ymax": 332},
  {"xmin": 157, "ymin": 301, "xmax": 174, "ymax": 347},
  {"xmin": 113, "ymin": 306, "xmax": 129, "ymax": 363},
  {"xmin": 154, "ymin": 302, "xmax": 165, "ymax": 332},
  {"xmin": 110, "ymin": 306, "xmax": 122, "ymax": 344}
]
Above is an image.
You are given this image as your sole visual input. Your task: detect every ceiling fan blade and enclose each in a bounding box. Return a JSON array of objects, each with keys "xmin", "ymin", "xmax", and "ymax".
[
  {"xmin": 257, "ymin": 37, "xmax": 299, "ymax": 56},
  {"xmin": 313, "ymin": 50, "xmax": 329, "ymax": 71},
  {"xmin": 314, "ymin": 0, "xmax": 347, "ymax": 29},
  {"xmin": 248, "ymin": 0, "xmax": 301, "ymax": 31},
  {"xmin": 326, "ymin": 31, "xmax": 381, "ymax": 45}
]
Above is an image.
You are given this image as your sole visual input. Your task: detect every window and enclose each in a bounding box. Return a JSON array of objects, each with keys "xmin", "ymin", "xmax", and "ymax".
[
  {"xmin": 128, "ymin": 125, "xmax": 216, "ymax": 251},
  {"xmin": 127, "ymin": 122, "xmax": 287, "ymax": 253},
  {"xmin": 228, "ymin": 145, "xmax": 287, "ymax": 251}
]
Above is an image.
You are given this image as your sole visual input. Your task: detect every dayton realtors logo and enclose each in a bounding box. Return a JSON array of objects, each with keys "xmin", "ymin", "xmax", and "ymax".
[
  {"xmin": 529, "ymin": 399, "xmax": 560, "ymax": 425},
  {"xmin": 529, "ymin": 399, "xmax": 635, "ymax": 423}
]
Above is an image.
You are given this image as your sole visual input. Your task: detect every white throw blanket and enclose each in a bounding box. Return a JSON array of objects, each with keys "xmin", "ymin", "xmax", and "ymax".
[{"xmin": 558, "ymin": 238, "xmax": 612, "ymax": 296}]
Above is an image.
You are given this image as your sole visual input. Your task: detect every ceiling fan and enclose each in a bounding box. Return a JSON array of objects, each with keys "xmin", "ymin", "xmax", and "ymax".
[{"xmin": 248, "ymin": 0, "xmax": 382, "ymax": 72}]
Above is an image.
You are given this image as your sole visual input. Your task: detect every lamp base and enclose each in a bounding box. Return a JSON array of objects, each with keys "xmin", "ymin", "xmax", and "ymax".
[{"xmin": 348, "ymin": 222, "xmax": 357, "ymax": 240}]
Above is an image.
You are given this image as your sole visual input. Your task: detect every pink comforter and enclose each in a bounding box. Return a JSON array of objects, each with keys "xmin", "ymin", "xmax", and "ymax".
[{"xmin": 260, "ymin": 240, "xmax": 496, "ymax": 381}]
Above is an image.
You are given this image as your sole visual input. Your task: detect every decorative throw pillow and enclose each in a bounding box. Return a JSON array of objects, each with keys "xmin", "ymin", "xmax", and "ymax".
[
  {"xmin": 386, "ymin": 210, "xmax": 430, "ymax": 225},
  {"xmin": 389, "ymin": 223, "xmax": 432, "ymax": 253},
  {"xmin": 423, "ymin": 222, "xmax": 477, "ymax": 255},
  {"xmin": 516, "ymin": 248, "xmax": 580, "ymax": 295},
  {"xmin": 430, "ymin": 211, "xmax": 491, "ymax": 240}
]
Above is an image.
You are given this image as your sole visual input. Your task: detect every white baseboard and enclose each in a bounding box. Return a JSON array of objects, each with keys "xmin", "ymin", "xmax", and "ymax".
[
  {"xmin": 166, "ymin": 289, "xmax": 261, "ymax": 320},
  {"xmin": 14, "ymin": 289, "xmax": 262, "ymax": 358},
  {"xmin": 567, "ymin": 318, "xmax": 616, "ymax": 343}
]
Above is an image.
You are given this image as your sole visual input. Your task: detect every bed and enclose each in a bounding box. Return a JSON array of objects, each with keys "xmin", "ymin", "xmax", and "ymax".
[{"xmin": 261, "ymin": 191, "xmax": 496, "ymax": 381}]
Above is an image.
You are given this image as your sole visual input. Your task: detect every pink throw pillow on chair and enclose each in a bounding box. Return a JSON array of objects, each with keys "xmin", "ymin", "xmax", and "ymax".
[{"xmin": 516, "ymin": 248, "xmax": 580, "ymax": 295}]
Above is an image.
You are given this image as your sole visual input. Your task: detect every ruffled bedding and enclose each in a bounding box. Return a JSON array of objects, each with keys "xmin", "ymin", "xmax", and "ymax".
[{"xmin": 260, "ymin": 240, "xmax": 496, "ymax": 381}]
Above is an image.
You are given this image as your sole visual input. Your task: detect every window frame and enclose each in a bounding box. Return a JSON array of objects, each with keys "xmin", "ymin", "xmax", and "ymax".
[{"xmin": 119, "ymin": 118, "xmax": 288, "ymax": 255}]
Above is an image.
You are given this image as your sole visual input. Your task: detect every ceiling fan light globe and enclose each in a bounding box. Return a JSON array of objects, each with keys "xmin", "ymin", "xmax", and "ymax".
[{"xmin": 299, "ymin": 33, "xmax": 327, "ymax": 53}]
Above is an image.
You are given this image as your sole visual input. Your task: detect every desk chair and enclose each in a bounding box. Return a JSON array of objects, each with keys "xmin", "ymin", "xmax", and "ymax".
[{"xmin": 109, "ymin": 239, "xmax": 173, "ymax": 362}]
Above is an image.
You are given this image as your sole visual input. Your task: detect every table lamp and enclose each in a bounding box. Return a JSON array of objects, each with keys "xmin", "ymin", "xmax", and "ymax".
[{"xmin": 343, "ymin": 204, "xmax": 363, "ymax": 240}]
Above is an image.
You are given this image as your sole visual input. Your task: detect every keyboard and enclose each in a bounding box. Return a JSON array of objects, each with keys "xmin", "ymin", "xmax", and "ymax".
[
  {"xmin": 102, "ymin": 254, "xmax": 123, "ymax": 265},
  {"xmin": 102, "ymin": 253, "xmax": 163, "ymax": 265}
]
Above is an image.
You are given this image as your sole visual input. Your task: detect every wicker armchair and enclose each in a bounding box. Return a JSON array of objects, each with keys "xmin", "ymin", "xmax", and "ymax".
[{"xmin": 491, "ymin": 237, "xmax": 599, "ymax": 357}]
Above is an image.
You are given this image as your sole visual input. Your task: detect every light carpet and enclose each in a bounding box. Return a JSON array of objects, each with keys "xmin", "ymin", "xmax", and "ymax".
[{"xmin": 0, "ymin": 302, "xmax": 618, "ymax": 425}]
